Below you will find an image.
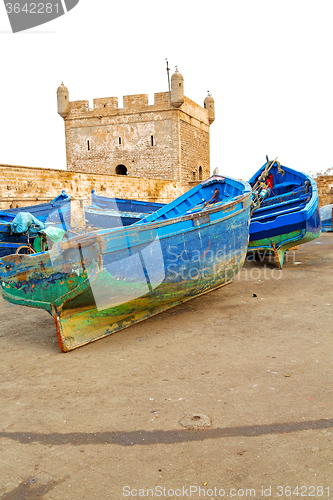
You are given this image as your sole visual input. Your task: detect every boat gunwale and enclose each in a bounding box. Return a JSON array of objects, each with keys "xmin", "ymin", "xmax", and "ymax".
[
  {"xmin": 59, "ymin": 192, "xmax": 252, "ymax": 252},
  {"xmin": 250, "ymin": 162, "xmax": 319, "ymax": 224}
]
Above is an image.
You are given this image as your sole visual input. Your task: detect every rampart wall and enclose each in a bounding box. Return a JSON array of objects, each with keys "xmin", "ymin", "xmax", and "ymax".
[{"xmin": 0, "ymin": 164, "xmax": 186, "ymax": 225}]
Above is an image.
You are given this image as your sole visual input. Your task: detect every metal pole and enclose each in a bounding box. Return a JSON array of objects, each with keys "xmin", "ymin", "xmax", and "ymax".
[{"xmin": 166, "ymin": 58, "xmax": 170, "ymax": 92}]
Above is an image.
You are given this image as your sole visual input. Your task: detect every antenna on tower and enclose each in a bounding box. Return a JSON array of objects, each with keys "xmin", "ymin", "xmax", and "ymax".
[{"xmin": 165, "ymin": 58, "xmax": 171, "ymax": 92}]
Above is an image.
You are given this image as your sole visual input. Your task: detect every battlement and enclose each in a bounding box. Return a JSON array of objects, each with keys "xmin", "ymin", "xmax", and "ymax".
[
  {"xmin": 67, "ymin": 92, "xmax": 181, "ymax": 117},
  {"xmin": 57, "ymin": 75, "xmax": 214, "ymax": 183},
  {"xmin": 123, "ymin": 94, "xmax": 149, "ymax": 108},
  {"xmin": 69, "ymin": 100, "xmax": 90, "ymax": 112},
  {"xmin": 93, "ymin": 97, "xmax": 118, "ymax": 109},
  {"xmin": 154, "ymin": 92, "xmax": 171, "ymax": 106}
]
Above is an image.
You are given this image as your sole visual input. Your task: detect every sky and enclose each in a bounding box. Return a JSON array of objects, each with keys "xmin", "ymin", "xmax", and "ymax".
[{"xmin": 0, "ymin": 0, "xmax": 332, "ymax": 180}]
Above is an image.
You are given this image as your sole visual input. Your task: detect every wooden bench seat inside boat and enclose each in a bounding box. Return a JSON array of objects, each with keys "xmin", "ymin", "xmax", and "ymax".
[
  {"xmin": 251, "ymin": 200, "xmax": 306, "ymax": 222},
  {"xmin": 271, "ymin": 181, "xmax": 301, "ymax": 196}
]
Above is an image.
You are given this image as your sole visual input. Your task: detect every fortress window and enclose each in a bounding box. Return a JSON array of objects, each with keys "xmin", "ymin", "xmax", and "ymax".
[
  {"xmin": 151, "ymin": 136, "xmax": 154, "ymax": 146},
  {"xmin": 116, "ymin": 164, "xmax": 127, "ymax": 175},
  {"xmin": 87, "ymin": 140, "xmax": 90, "ymax": 151},
  {"xmin": 119, "ymin": 137, "xmax": 122, "ymax": 145},
  {"xmin": 199, "ymin": 166, "xmax": 203, "ymax": 180}
]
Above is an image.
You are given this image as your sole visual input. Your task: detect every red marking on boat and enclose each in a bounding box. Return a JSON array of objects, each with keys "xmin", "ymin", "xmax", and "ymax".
[{"xmin": 199, "ymin": 239, "xmax": 212, "ymax": 259}]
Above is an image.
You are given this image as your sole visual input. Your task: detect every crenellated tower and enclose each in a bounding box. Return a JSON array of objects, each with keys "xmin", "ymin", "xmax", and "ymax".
[{"xmin": 57, "ymin": 70, "xmax": 215, "ymax": 182}]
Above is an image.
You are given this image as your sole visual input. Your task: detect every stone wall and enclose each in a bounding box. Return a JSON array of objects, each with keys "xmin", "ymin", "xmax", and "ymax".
[
  {"xmin": 60, "ymin": 91, "xmax": 212, "ymax": 183},
  {"xmin": 0, "ymin": 164, "xmax": 186, "ymax": 226},
  {"xmin": 315, "ymin": 176, "xmax": 333, "ymax": 206},
  {"xmin": 180, "ymin": 119, "xmax": 209, "ymax": 181}
]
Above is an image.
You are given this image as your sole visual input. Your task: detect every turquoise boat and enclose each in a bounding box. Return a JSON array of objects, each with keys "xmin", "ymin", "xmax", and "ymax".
[
  {"xmin": 248, "ymin": 160, "xmax": 322, "ymax": 268},
  {"xmin": 0, "ymin": 176, "xmax": 251, "ymax": 352}
]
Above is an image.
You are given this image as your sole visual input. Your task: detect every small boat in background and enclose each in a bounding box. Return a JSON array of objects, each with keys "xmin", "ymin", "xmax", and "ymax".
[
  {"xmin": 85, "ymin": 191, "xmax": 165, "ymax": 228},
  {"xmin": 0, "ymin": 191, "xmax": 71, "ymax": 258},
  {"xmin": 0, "ymin": 176, "xmax": 251, "ymax": 352},
  {"xmin": 320, "ymin": 204, "xmax": 333, "ymax": 232},
  {"xmin": 0, "ymin": 191, "xmax": 71, "ymax": 224},
  {"xmin": 91, "ymin": 190, "xmax": 165, "ymax": 212},
  {"xmin": 248, "ymin": 159, "xmax": 321, "ymax": 268},
  {"xmin": 85, "ymin": 205, "xmax": 147, "ymax": 228}
]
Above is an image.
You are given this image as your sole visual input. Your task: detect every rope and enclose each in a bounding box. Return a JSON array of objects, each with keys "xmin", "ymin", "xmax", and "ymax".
[{"xmin": 253, "ymin": 158, "xmax": 285, "ymax": 192}]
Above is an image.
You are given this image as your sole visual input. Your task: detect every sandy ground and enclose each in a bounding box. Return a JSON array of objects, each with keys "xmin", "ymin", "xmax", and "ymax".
[{"xmin": 0, "ymin": 233, "xmax": 332, "ymax": 500}]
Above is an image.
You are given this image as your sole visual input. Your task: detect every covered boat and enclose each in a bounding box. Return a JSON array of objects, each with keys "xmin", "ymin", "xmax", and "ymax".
[
  {"xmin": 85, "ymin": 191, "xmax": 165, "ymax": 228},
  {"xmin": 248, "ymin": 159, "xmax": 321, "ymax": 268},
  {"xmin": 0, "ymin": 191, "xmax": 71, "ymax": 258},
  {"xmin": 0, "ymin": 176, "xmax": 251, "ymax": 352},
  {"xmin": 320, "ymin": 204, "xmax": 333, "ymax": 232}
]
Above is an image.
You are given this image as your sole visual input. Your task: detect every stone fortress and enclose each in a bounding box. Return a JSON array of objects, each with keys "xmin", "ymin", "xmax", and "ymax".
[
  {"xmin": 57, "ymin": 68, "xmax": 214, "ymax": 182},
  {"xmin": 0, "ymin": 67, "xmax": 332, "ymax": 218},
  {"xmin": 0, "ymin": 68, "xmax": 217, "ymax": 222}
]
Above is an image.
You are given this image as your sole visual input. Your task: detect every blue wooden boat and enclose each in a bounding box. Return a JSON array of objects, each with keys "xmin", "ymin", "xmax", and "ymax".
[
  {"xmin": 0, "ymin": 191, "xmax": 71, "ymax": 258},
  {"xmin": 91, "ymin": 190, "xmax": 165, "ymax": 212},
  {"xmin": 0, "ymin": 191, "xmax": 71, "ymax": 224},
  {"xmin": 248, "ymin": 159, "xmax": 321, "ymax": 268},
  {"xmin": 320, "ymin": 204, "xmax": 333, "ymax": 232},
  {"xmin": 0, "ymin": 176, "xmax": 251, "ymax": 351},
  {"xmin": 85, "ymin": 191, "xmax": 165, "ymax": 228}
]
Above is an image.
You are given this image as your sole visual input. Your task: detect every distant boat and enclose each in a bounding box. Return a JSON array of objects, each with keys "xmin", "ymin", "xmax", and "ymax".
[
  {"xmin": 320, "ymin": 204, "xmax": 333, "ymax": 232},
  {"xmin": 85, "ymin": 191, "xmax": 165, "ymax": 228},
  {"xmin": 248, "ymin": 160, "xmax": 321, "ymax": 268},
  {"xmin": 0, "ymin": 191, "xmax": 71, "ymax": 224},
  {"xmin": 0, "ymin": 191, "xmax": 71, "ymax": 258},
  {"xmin": 91, "ymin": 190, "xmax": 165, "ymax": 212},
  {"xmin": 0, "ymin": 176, "xmax": 251, "ymax": 352}
]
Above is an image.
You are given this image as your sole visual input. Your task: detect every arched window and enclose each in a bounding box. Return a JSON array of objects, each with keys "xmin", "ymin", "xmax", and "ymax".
[
  {"xmin": 116, "ymin": 164, "xmax": 127, "ymax": 175},
  {"xmin": 198, "ymin": 166, "xmax": 203, "ymax": 180}
]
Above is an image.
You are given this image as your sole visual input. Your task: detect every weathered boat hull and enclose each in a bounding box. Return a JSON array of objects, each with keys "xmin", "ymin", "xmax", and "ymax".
[
  {"xmin": 0, "ymin": 178, "xmax": 251, "ymax": 351},
  {"xmin": 249, "ymin": 208, "xmax": 322, "ymax": 267},
  {"xmin": 249, "ymin": 162, "xmax": 321, "ymax": 268}
]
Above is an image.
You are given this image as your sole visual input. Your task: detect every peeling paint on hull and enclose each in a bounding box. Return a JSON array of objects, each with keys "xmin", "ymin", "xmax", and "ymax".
[{"xmin": 0, "ymin": 177, "xmax": 251, "ymax": 351}]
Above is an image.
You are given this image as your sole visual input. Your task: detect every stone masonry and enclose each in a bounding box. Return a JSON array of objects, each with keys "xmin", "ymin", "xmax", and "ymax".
[
  {"xmin": 315, "ymin": 175, "xmax": 333, "ymax": 206},
  {"xmin": 57, "ymin": 69, "xmax": 215, "ymax": 183},
  {"xmin": 0, "ymin": 164, "xmax": 185, "ymax": 226}
]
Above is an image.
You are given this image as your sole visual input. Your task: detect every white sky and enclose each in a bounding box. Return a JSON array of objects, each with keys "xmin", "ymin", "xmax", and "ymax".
[{"xmin": 0, "ymin": 0, "xmax": 332, "ymax": 180}]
